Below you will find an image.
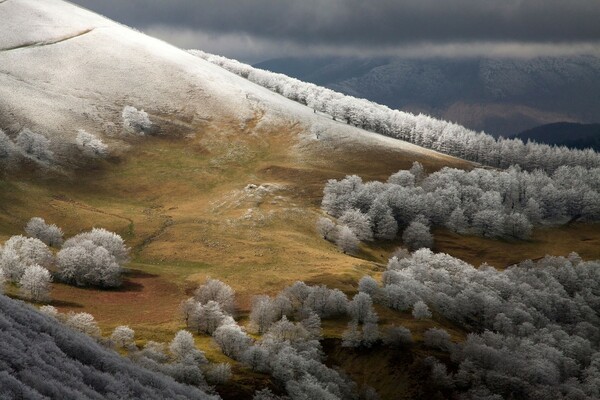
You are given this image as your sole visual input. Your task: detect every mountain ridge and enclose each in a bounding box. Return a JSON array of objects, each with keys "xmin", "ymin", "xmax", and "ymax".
[
  {"xmin": 514, "ymin": 122, "xmax": 600, "ymax": 151},
  {"xmin": 255, "ymin": 56, "xmax": 600, "ymax": 137}
]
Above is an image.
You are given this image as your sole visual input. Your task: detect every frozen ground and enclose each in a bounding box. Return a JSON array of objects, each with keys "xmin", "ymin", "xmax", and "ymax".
[{"xmin": 0, "ymin": 0, "xmax": 452, "ymax": 164}]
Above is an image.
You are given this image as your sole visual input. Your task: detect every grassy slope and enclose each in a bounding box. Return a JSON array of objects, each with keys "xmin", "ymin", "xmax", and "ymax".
[{"xmin": 1, "ymin": 117, "xmax": 599, "ymax": 398}]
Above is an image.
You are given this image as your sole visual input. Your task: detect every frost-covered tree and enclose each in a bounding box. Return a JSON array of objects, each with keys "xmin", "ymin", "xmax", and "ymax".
[
  {"xmin": 368, "ymin": 199, "xmax": 398, "ymax": 240},
  {"xmin": 445, "ymin": 207, "xmax": 468, "ymax": 234},
  {"xmin": 122, "ymin": 106, "xmax": 153, "ymax": 135},
  {"xmin": 335, "ymin": 225, "xmax": 360, "ymax": 254},
  {"xmin": 253, "ymin": 388, "xmax": 290, "ymax": 400},
  {"xmin": 503, "ymin": 212, "xmax": 533, "ymax": 239},
  {"xmin": 303, "ymin": 285, "xmax": 332, "ymax": 317},
  {"xmin": 64, "ymin": 228, "xmax": 129, "ymax": 264},
  {"xmin": 383, "ymin": 326, "xmax": 413, "ymax": 347},
  {"xmin": 0, "ymin": 235, "xmax": 53, "ymax": 282},
  {"xmin": 264, "ymin": 316, "xmax": 311, "ymax": 344},
  {"xmin": 388, "ymin": 170, "xmax": 415, "ymax": 187},
  {"xmin": 316, "ymin": 217, "xmax": 337, "ymax": 242},
  {"xmin": 425, "ymin": 357, "xmax": 454, "ymax": 389},
  {"xmin": 250, "ymin": 296, "xmax": 277, "ymax": 334},
  {"xmin": 472, "ymin": 210, "xmax": 505, "ymax": 238},
  {"xmin": 0, "ymin": 129, "xmax": 18, "ymax": 167},
  {"xmin": 15, "ymin": 129, "xmax": 53, "ymax": 164},
  {"xmin": 342, "ymin": 321, "xmax": 361, "ymax": 348},
  {"xmin": 409, "ymin": 162, "xmax": 426, "ymax": 183},
  {"xmin": 348, "ymin": 292, "xmax": 376, "ymax": 324},
  {"xmin": 339, "ymin": 209, "xmax": 373, "ymax": 241},
  {"xmin": 19, "ymin": 264, "xmax": 51, "ymax": 302},
  {"xmin": 138, "ymin": 341, "xmax": 169, "ymax": 364},
  {"xmin": 362, "ymin": 321, "xmax": 379, "ymax": 347},
  {"xmin": 204, "ymin": 363, "xmax": 232, "ymax": 385},
  {"xmin": 170, "ymin": 330, "xmax": 207, "ymax": 364},
  {"xmin": 423, "ymin": 328, "xmax": 452, "ymax": 351},
  {"xmin": 402, "ymin": 221, "xmax": 433, "ymax": 251},
  {"xmin": 39, "ymin": 305, "xmax": 59, "ymax": 319},
  {"xmin": 358, "ymin": 276, "xmax": 380, "ymax": 298},
  {"xmin": 525, "ymin": 198, "xmax": 543, "ymax": 224},
  {"xmin": 321, "ymin": 175, "xmax": 364, "ymax": 218},
  {"xmin": 194, "ymin": 278, "xmax": 235, "ymax": 314},
  {"xmin": 188, "ymin": 300, "xmax": 227, "ymax": 335},
  {"xmin": 24, "ymin": 217, "xmax": 63, "ymax": 247},
  {"xmin": 57, "ymin": 240, "xmax": 123, "ymax": 287},
  {"xmin": 213, "ymin": 323, "xmax": 252, "ymax": 359},
  {"xmin": 582, "ymin": 191, "xmax": 600, "ymax": 220},
  {"xmin": 111, "ymin": 325, "xmax": 135, "ymax": 348},
  {"xmin": 412, "ymin": 301, "xmax": 432, "ymax": 320},
  {"xmin": 300, "ymin": 312, "xmax": 322, "ymax": 339},
  {"xmin": 65, "ymin": 312, "xmax": 101, "ymax": 337},
  {"xmin": 391, "ymin": 247, "xmax": 411, "ymax": 260},
  {"xmin": 325, "ymin": 288, "xmax": 349, "ymax": 317},
  {"xmin": 76, "ymin": 129, "xmax": 109, "ymax": 158},
  {"xmin": 56, "ymin": 228, "xmax": 128, "ymax": 288}
]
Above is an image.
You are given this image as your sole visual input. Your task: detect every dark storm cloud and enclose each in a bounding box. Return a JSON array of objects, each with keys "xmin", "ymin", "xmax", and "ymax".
[
  {"xmin": 72, "ymin": 0, "xmax": 600, "ymax": 60},
  {"xmin": 73, "ymin": 0, "xmax": 600, "ymax": 43}
]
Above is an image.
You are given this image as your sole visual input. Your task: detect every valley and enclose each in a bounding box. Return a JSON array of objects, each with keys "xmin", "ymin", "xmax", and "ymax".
[{"xmin": 1, "ymin": 1, "xmax": 600, "ymax": 399}]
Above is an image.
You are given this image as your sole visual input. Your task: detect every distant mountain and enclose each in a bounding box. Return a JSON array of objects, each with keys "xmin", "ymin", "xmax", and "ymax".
[
  {"xmin": 255, "ymin": 56, "xmax": 600, "ymax": 137},
  {"xmin": 514, "ymin": 122, "xmax": 600, "ymax": 151}
]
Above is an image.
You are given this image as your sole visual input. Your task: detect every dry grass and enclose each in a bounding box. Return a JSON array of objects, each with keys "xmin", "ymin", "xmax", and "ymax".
[{"xmin": 1, "ymin": 117, "xmax": 598, "ymax": 398}]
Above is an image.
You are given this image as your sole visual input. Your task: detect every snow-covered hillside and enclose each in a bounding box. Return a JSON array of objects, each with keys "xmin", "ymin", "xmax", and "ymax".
[{"xmin": 0, "ymin": 0, "xmax": 443, "ymax": 168}]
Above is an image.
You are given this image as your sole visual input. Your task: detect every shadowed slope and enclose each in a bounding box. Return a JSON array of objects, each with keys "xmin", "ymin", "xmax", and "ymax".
[{"xmin": 0, "ymin": 294, "xmax": 218, "ymax": 399}]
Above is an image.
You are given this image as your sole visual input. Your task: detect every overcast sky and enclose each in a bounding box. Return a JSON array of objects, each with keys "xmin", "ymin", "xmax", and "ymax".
[{"xmin": 72, "ymin": 0, "xmax": 600, "ymax": 63}]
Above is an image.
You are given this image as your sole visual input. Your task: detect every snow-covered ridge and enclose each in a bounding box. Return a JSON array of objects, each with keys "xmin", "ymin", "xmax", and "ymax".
[
  {"xmin": 192, "ymin": 51, "xmax": 600, "ymax": 173},
  {"xmin": 0, "ymin": 0, "xmax": 112, "ymax": 50},
  {"xmin": 0, "ymin": 0, "xmax": 442, "ymax": 170}
]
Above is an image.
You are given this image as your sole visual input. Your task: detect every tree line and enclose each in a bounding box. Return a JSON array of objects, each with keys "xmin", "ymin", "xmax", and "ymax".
[
  {"xmin": 318, "ymin": 162, "xmax": 600, "ymax": 252},
  {"xmin": 191, "ymin": 50, "xmax": 600, "ymax": 173}
]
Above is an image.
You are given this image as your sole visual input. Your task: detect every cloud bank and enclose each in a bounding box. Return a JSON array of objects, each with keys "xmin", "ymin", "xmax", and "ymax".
[{"xmin": 73, "ymin": 0, "xmax": 600, "ymax": 61}]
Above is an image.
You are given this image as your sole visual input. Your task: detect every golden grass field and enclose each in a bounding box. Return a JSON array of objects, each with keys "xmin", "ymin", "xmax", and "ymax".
[{"xmin": 1, "ymin": 117, "xmax": 599, "ymax": 398}]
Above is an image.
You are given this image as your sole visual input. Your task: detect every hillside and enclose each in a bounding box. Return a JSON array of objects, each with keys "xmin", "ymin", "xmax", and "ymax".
[
  {"xmin": 255, "ymin": 56, "xmax": 600, "ymax": 137},
  {"xmin": 514, "ymin": 122, "xmax": 600, "ymax": 150},
  {"xmin": 0, "ymin": 294, "xmax": 217, "ymax": 399},
  {"xmin": 2, "ymin": 1, "xmax": 600, "ymax": 399},
  {"xmin": 0, "ymin": 1, "xmax": 471, "ymax": 397}
]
